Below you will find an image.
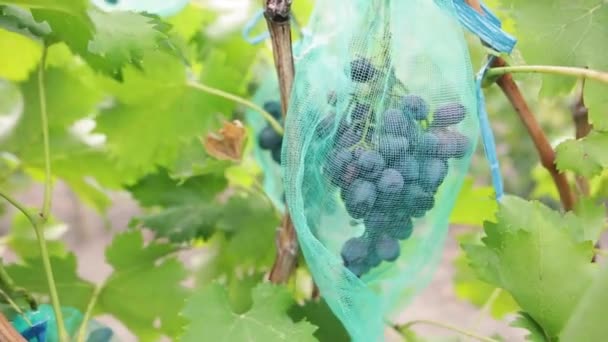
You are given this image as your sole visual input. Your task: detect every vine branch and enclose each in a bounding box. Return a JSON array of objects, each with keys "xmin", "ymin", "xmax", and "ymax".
[
  {"xmin": 491, "ymin": 58, "xmax": 576, "ymax": 211},
  {"xmin": 487, "ymin": 65, "xmax": 608, "ymax": 85},
  {"xmin": 395, "ymin": 319, "xmax": 499, "ymax": 342},
  {"xmin": 76, "ymin": 284, "xmax": 103, "ymax": 342},
  {"xmin": 264, "ymin": 0, "xmax": 299, "ymax": 284},
  {"xmin": 186, "ymin": 81, "xmax": 284, "ymax": 135}
]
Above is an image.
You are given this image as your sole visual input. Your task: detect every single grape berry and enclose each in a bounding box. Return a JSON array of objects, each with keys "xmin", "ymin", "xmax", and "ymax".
[
  {"xmin": 416, "ymin": 132, "xmax": 440, "ymax": 156},
  {"xmin": 346, "ymin": 262, "xmax": 369, "ymax": 277},
  {"xmin": 263, "ymin": 101, "xmax": 282, "ymax": 119},
  {"xmin": 436, "ymin": 130, "xmax": 470, "ymax": 159},
  {"xmin": 341, "ymin": 237, "xmax": 369, "ymax": 265},
  {"xmin": 420, "ymin": 158, "xmax": 448, "ymax": 192},
  {"xmin": 378, "ymin": 169, "xmax": 404, "ymax": 194},
  {"xmin": 344, "ymin": 179, "xmax": 377, "ymax": 219},
  {"xmin": 387, "ymin": 218, "xmax": 414, "ymax": 240},
  {"xmin": 403, "ymin": 185, "xmax": 434, "ymax": 217},
  {"xmin": 402, "ymin": 95, "xmax": 429, "ymax": 121},
  {"xmin": 379, "ymin": 135, "xmax": 409, "ymax": 164},
  {"xmin": 356, "ymin": 150, "xmax": 385, "ymax": 180},
  {"xmin": 324, "ymin": 149, "xmax": 353, "ymax": 185},
  {"xmin": 375, "ymin": 235, "xmax": 400, "ymax": 261},
  {"xmin": 381, "ymin": 109, "xmax": 409, "ymax": 136},
  {"xmin": 366, "ymin": 252, "xmax": 382, "ymax": 268},
  {"xmin": 258, "ymin": 126, "xmax": 283, "ymax": 150},
  {"xmin": 394, "ymin": 156, "xmax": 419, "ymax": 183},
  {"xmin": 364, "ymin": 211, "xmax": 397, "ymax": 232},
  {"xmin": 432, "ymin": 103, "xmax": 466, "ymax": 127},
  {"xmin": 371, "ymin": 191, "xmax": 402, "ymax": 214},
  {"xmin": 271, "ymin": 147, "xmax": 282, "ymax": 164},
  {"xmin": 350, "ymin": 58, "xmax": 376, "ymax": 83}
]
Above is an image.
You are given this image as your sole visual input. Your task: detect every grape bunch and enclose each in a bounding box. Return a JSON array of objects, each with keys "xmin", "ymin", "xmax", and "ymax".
[
  {"xmin": 257, "ymin": 100, "xmax": 283, "ymax": 164},
  {"xmin": 318, "ymin": 60, "xmax": 471, "ymax": 277}
]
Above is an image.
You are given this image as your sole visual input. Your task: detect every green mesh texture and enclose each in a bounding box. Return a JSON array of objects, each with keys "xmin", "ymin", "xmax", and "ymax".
[
  {"xmin": 245, "ymin": 70, "xmax": 285, "ymax": 213},
  {"xmin": 282, "ymin": 0, "xmax": 478, "ymax": 340}
]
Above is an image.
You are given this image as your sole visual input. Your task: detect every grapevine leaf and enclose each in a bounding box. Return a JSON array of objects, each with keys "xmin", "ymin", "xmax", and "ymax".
[
  {"xmin": 555, "ymin": 131, "xmax": 608, "ymax": 178},
  {"xmin": 86, "ymin": 9, "xmax": 174, "ymax": 77},
  {"xmin": 289, "ymin": 299, "xmax": 350, "ymax": 342},
  {"xmin": 565, "ymin": 198, "xmax": 606, "ymax": 242},
  {"xmin": 561, "ymin": 262, "xmax": 608, "ymax": 341},
  {"xmin": 181, "ymin": 283, "xmax": 317, "ymax": 342},
  {"xmin": 464, "ymin": 195, "xmax": 598, "ymax": 338},
  {"xmin": 95, "ymin": 52, "xmax": 223, "ymax": 174},
  {"xmin": 97, "ymin": 231, "xmax": 189, "ymax": 341},
  {"xmin": 167, "ymin": 4, "xmax": 215, "ymax": 42},
  {"xmin": 8, "ymin": 211, "xmax": 68, "ymax": 259},
  {"xmin": 502, "ymin": 0, "xmax": 608, "ymax": 98},
  {"xmin": 0, "ymin": 0, "xmax": 87, "ymax": 15},
  {"xmin": 454, "ymin": 233, "xmax": 519, "ymax": 319},
  {"xmin": 168, "ymin": 138, "xmax": 231, "ymax": 181},
  {"xmin": 0, "ymin": 27, "xmax": 42, "ymax": 81},
  {"xmin": 511, "ymin": 313, "xmax": 549, "ymax": 342},
  {"xmin": 5, "ymin": 253, "xmax": 95, "ymax": 310}
]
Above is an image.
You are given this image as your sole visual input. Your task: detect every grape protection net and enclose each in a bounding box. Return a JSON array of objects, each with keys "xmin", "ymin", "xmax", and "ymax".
[{"xmin": 282, "ymin": 0, "xmax": 478, "ymax": 340}]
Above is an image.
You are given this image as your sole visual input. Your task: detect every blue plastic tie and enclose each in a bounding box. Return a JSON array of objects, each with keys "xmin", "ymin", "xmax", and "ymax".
[
  {"xmin": 20, "ymin": 321, "xmax": 48, "ymax": 342},
  {"xmin": 454, "ymin": 0, "xmax": 517, "ymax": 202}
]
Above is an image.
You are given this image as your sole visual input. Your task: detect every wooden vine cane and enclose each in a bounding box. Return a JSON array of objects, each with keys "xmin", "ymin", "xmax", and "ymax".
[{"xmin": 0, "ymin": 313, "xmax": 26, "ymax": 342}]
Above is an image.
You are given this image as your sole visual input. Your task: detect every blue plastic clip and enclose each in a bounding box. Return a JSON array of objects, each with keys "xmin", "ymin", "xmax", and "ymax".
[
  {"xmin": 454, "ymin": 0, "xmax": 517, "ymax": 202},
  {"xmin": 20, "ymin": 321, "xmax": 48, "ymax": 342}
]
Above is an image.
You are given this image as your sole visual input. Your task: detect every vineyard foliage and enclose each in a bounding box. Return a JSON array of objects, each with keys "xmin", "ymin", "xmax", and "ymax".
[{"xmin": 0, "ymin": 0, "xmax": 606, "ymax": 341}]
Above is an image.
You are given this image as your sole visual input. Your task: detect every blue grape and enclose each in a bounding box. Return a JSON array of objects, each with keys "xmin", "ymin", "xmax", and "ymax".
[
  {"xmin": 375, "ymin": 235, "xmax": 400, "ymax": 261},
  {"xmin": 403, "ymin": 184, "xmax": 434, "ymax": 217},
  {"xmin": 394, "ymin": 156, "xmax": 419, "ymax": 183},
  {"xmin": 420, "ymin": 158, "xmax": 448, "ymax": 192},
  {"xmin": 379, "ymin": 135, "xmax": 409, "ymax": 165},
  {"xmin": 356, "ymin": 150, "xmax": 385, "ymax": 180},
  {"xmin": 263, "ymin": 101, "xmax": 282, "ymax": 119},
  {"xmin": 402, "ymin": 95, "xmax": 429, "ymax": 121},
  {"xmin": 381, "ymin": 109, "xmax": 411, "ymax": 136},
  {"xmin": 350, "ymin": 58, "xmax": 376, "ymax": 83},
  {"xmin": 336, "ymin": 127, "xmax": 363, "ymax": 149},
  {"xmin": 432, "ymin": 103, "xmax": 466, "ymax": 127},
  {"xmin": 436, "ymin": 130, "xmax": 470, "ymax": 159},
  {"xmin": 352, "ymin": 102, "xmax": 373, "ymax": 123},
  {"xmin": 344, "ymin": 179, "xmax": 377, "ymax": 219},
  {"xmin": 378, "ymin": 169, "xmax": 404, "ymax": 194},
  {"xmin": 364, "ymin": 211, "xmax": 397, "ymax": 232},
  {"xmin": 387, "ymin": 218, "xmax": 414, "ymax": 240},
  {"xmin": 271, "ymin": 147, "xmax": 282, "ymax": 164},
  {"xmin": 416, "ymin": 132, "xmax": 439, "ymax": 156},
  {"xmin": 258, "ymin": 126, "xmax": 283, "ymax": 150},
  {"xmin": 324, "ymin": 149, "xmax": 353, "ymax": 185}
]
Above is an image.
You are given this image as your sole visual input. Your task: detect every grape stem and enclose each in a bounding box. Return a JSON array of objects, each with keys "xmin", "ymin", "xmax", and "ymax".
[
  {"xmin": 396, "ymin": 319, "xmax": 499, "ymax": 342},
  {"xmin": 76, "ymin": 283, "xmax": 103, "ymax": 342},
  {"xmin": 186, "ymin": 81, "xmax": 284, "ymax": 135},
  {"xmin": 491, "ymin": 58, "xmax": 576, "ymax": 211},
  {"xmin": 487, "ymin": 65, "xmax": 608, "ymax": 85}
]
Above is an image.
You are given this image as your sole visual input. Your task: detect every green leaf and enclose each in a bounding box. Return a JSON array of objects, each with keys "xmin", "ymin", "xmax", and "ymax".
[
  {"xmin": 181, "ymin": 283, "xmax": 317, "ymax": 342},
  {"xmin": 5, "ymin": 253, "xmax": 95, "ymax": 310},
  {"xmin": 86, "ymin": 9, "xmax": 174, "ymax": 77},
  {"xmin": 289, "ymin": 299, "xmax": 350, "ymax": 342},
  {"xmin": 0, "ymin": 27, "xmax": 42, "ymax": 81},
  {"xmin": 449, "ymin": 178, "xmax": 497, "ymax": 226},
  {"xmin": 453, "ymin": 233, "xmax": 519, "ymax": 319},
  {"xmin": 0, "ymin": 0, "xmax": 87, "ymax": 15},
  {"xmin": 96, "ymin": 52, "xmax": 222, "ymax": 174},
  {"xmin": 96, "ymin": 231, "xmax": 189, "ymax": 341},
  {"xmin": 555, "ymin": 131, "xmax": 608, "ymax": 178},
  {"xmin": 561, "ymin": 262, "xmax": 608, "ymax": 341},
  {"xmin": 8, "ymin": 211, "xmax": 68, "ymax": 259},
  {"xmin": 511, "ymin": 313, "xmax": 550, "ymax": 342},
  {"xmin": 464, "ymin": 195, "xmax": 599, "ymax": 338},
  {"xmin": 128, "ymin": 168, "xmax": 228, "ymax": 242},
  {"xmin": 502, "ymin": 0, "xmax": 608, "ymax": 99}
]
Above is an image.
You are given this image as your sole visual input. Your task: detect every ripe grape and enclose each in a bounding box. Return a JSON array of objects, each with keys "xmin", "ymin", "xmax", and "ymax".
[
  {"xmin": 387, "ymin": 218, "xmax": 413, "ymax": 240},
  {"xmin": 263, "ymin": 101, "xmax": 282, "ymax": 119},
  {"xmin": 271, "ymin": 147, "xmax": 282, "ymax": 164},
  {"xmin": 436, "ymin": 130, "xmax": 470, "ymax": 159},
  {"xmin": 344, "ymin": 179, "xmax": 377, "ymax": 219},
  {"xmin": 375, "ymin": 235, "xmax": 400, "ymax": 261},
  {"xmin": 350, "ymin": 58, "xmax": 376, "ymax": 83},
  {"xmin": 416, "ymin": 132, "xmax": 439, "ymax": 156},
  {"xmin": 341, "ymin": 237, "xmax": 369, "ymax": 265},
  {"xmin": 432, "ymin": 102, "xmax": 466, "ymax": 127},
  {"xmin": 420, "ymin": 158, "xmax": 448, "ymax": 192},
  {"xmin": 379, "ymin": 135, "xmax": 409, "ymax": 164},
  {"xmin": 364, "ymin": 211, "xmax": 397, "ymax": 232},
  {"xmin": 378, "ymin": 169, "xmax": 404, "ymax": 194},
  {"xmin": 394, "ymin": 156, "xmax": 419, "ymax": 183},
  {"xmin": 352, "ymin": 102, "xmax": 373, "ymax": 123},
  {"xmin": 258, "ymin": 126, "xmax": 283, "ymax": 150},
  {"xmin": 356, "ymin": 150, "xmax": 385, "ymax": 180},
  {"xmin": 381, "ymin": 109, "xmax": 409, "ymax": 136},
  {"xmin": 402, "ymin": 95, "xmax": 429, "ymax": 121},
  {"xmin": 325, "ymin": 149, "xmax": 353, "ymax": 185}
]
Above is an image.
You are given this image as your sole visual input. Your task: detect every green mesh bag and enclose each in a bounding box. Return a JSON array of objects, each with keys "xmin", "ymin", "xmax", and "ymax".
[
  {"xmin": 282, "ymin": 0, "xmax": 478, "ymax": 340},
  {"xmin": 246, "ymin": 71, "xmax": 285, "ymax": 212}
]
